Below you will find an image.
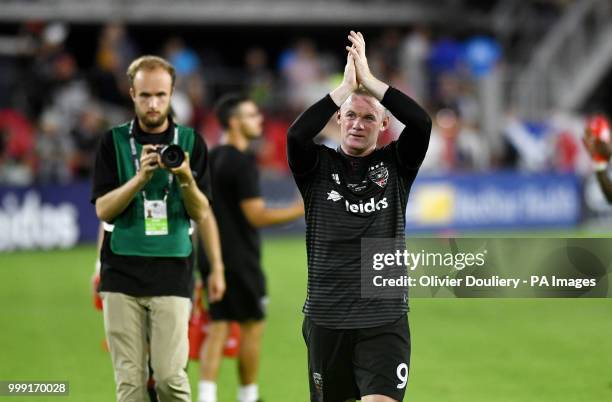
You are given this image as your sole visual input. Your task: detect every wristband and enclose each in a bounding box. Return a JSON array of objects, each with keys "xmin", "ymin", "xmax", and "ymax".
[
  {"xmin": 179, "ymin": 179, "xmax": 193, "ymax": 188},
  {"xmin": 594, "ymin": 160, "xmax": 608, "ymax": 172}
]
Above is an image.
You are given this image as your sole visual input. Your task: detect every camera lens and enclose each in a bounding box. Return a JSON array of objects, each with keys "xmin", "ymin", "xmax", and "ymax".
[{"xmin": 159, "ymin": 144, "xmax": 184, "ymax": 168}]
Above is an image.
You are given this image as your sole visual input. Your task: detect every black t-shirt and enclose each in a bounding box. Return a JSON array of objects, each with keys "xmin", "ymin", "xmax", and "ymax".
[
  {"xmin": 198, "ymin": 145, "xmax": 261, "ymax": 277},
  {"xmin": 287, "ymin": 87, "xmax": 432, "ymax": 329},
  {"xmin": 91, "ymin": 119, "xmax": 211, "ymax": 298}
]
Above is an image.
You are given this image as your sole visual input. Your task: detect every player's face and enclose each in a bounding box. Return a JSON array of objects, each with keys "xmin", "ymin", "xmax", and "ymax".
[
  {"xmin": 130, "ymin": 68, "xmax": 173, "ymax": 130},
  {"xmin": 236, "ymin": 101, "xmax": 263, "ymax": 139},
  {"xmin": 338, "ymin": 94, "xmax": 388, "ymax": 156}
]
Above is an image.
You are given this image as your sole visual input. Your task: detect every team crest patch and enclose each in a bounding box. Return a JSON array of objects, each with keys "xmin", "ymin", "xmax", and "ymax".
[{"xmin": 368, "ymin": 162, "xmax": 389, "ymax": 188}]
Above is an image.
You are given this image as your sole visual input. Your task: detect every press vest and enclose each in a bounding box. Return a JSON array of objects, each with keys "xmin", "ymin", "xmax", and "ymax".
[{"xmin": 109, "ymin": 122, "xmax": 195, "ymax": 257}]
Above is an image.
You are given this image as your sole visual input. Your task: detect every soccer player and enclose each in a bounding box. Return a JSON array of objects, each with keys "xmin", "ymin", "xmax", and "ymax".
[
  {"xmin": 197, "ymin": 94, "xmax": 304, "ymax": 402},
  {"xmin": 287, "ymin": 32, "xmax": 431, "ymax": 402},
  {"xmin": 583, "ymin": 115, "xmax": 612, "ymax": 202},
  {"xmin": 92, "ymin": 55, "xmax": 225, "ymax": 402}
]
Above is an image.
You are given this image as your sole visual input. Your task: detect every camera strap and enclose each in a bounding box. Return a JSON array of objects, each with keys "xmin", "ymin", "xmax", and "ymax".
[{"xmin": 128, "ymin": 119, "xmax": 179, "ymax": 201}]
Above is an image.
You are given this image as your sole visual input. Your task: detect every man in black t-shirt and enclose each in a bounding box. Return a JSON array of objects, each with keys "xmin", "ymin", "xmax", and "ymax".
[
  {"xmin": 91, "ymin": 55, "xmax": 225, "ymax": 402},
  {"xmin": 196, "ymin": 94, "xmax": 304, "ymax": 402},
  {"xmin": 287, "ymin": 32, "xmax": 431, "ymax": 402}
]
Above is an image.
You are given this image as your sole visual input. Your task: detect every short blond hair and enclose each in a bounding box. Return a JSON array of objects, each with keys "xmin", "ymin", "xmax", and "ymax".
[
  {"xmin": 353, "ymin": 85, "xmax": 375, "ymax": 98},
  {"xmin": 126, "ymin": 55, "xmax": 176, "ymax": 87},
  {"xmin": 342, "ymin": 85, "xmax": 387, "ymax": 116}
]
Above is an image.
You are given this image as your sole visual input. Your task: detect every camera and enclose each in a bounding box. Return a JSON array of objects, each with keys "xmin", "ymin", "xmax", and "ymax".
[{"xmin": 157, "ymin": 144, "xmax": 185, "ymax": 168}]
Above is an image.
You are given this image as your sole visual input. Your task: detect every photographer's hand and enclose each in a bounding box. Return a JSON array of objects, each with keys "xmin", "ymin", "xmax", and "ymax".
[
  {"xmin": 137, "ymin": 145, "xmax": 161, "ymax": 184},
  {"xmin": 166, "ymin": 152, "xmax": 194, "ymax": 187},
  {"xmin": 171, "ymin": 151, "xmax": 211, "ymax": 224},
  {"xmin": 95, "ymin": 145, "xmax": 160, "ymax": 222}
]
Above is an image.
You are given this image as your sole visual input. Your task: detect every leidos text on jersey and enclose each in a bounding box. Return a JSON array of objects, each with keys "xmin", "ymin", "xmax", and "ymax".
[{"xmin": 345, "ymin": 197, "xmax": 388, "ymax": 214}]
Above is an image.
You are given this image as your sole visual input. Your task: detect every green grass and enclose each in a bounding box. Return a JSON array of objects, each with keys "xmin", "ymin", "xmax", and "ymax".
[{"xmin": 1, "ymin": 237, "xmax": 612, "ymax": 401}]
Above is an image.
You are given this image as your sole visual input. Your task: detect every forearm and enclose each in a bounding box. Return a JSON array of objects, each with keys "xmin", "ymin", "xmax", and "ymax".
[
  {"xmin": 596, "ymin": 171, "xmax": 612, "ymax": 203},
  {"xmin": 95, "ymin": 223, "xmax": 104, "ymax": 273},
  {"xmin": 287, "ymin": 96, "xmax": 336, "ymax": 144},
  {"xmin": 252, "ymin": 205, "xmax": 303, "ymax": 228},
  {"xmin": 329, "ymin": 83, "xmax": 355, "ymax": 107},
  {"xmin": 383, "ymin": 87, "xmax": 432, "ymax": 168},
  {"xmin": 287, "ymin": 93, "xmax": 339, "ymax": 173},
  {"xmin": 359, "ymin": 74, "xmax": 389, "ymax": 101},
  {"xmin": 382, "ymin": 87, "xmax": 431, "ymax": 134},
  {"xmin": 179, "ymin": 180, "xmax": 210, "ymax": 221},
  {"xmin": 197, "ymin": 211, "xmax": 224, "ymax": 272},
  {"xmin": 95, "ymin": 175, "xmax": 145, "ymax": 222}
]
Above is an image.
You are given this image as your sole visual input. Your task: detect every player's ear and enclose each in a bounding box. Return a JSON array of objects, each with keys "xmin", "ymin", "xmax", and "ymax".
[
  {"xmin": 336, "ymin": 110, "xmax": 342, "ymax": 125},
  {"xmin": 129, "ymin": 87, "xmax": 136, "ymax": 101},
  {"xmin": 228, "ymin": 115, "xmax": 239, "ymax": 130},
  {"xmin": 381, "ymin": 114, "xmax": 390, "ymax": 131}
]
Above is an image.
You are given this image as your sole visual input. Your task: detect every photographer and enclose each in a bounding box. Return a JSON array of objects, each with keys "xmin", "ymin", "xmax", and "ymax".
[{"xmin": 91, "ymin": 55, "xmax": 225, "ymax": 402}]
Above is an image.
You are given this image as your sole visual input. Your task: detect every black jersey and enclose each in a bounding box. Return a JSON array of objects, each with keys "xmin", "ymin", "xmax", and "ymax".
[
  {"xmin": 287, "ymin": 88, "xmax": 431, "ymax": 329},
  {"xmin": 198, "ymin": 145, "xmax": 262, "ymax": 276}
]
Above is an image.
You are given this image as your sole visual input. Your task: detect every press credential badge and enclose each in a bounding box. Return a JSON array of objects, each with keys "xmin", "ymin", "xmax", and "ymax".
[{"xmin": 144, "ymin": 199, "xmax": 168, "ymax": 236}]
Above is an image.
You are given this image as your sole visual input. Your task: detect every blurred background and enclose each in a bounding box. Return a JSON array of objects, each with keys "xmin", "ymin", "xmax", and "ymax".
[
  {"xmin": 1, "ymin": 1, "xmax": 612, "ymax": 401},
  {"xmin": 2, "ymin": 0, "xmax": 612, "ymax": 245}
]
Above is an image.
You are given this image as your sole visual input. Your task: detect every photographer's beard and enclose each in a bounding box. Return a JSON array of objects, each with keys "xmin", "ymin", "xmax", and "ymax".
[{"xmin": 136, "ymin": 105, "xmax": 171, "ymax": 131}]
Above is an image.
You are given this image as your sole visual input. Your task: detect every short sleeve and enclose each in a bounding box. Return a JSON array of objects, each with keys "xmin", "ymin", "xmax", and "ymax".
[
  {"xmin": 191, "ymin": 132, "xmax": 212, "ymax": 200},
  {"xmin": 234, "ymin": 153, "xmax": 261, "ymax": 201},
  {"xmin": 91, "ymin": 130, "xmax": 119, "ymax": 204}
]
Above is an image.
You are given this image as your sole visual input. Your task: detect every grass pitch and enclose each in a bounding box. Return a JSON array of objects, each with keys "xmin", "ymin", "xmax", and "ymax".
[{"xmin": 1, "ymin": 237, "xmax": 611, "ymax": 401}]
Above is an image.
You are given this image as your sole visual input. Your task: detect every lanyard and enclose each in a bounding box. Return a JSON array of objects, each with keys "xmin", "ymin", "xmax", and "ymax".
[{"xmin": 128, "ymin": 120, "xmax": 179, "ymax": 201}]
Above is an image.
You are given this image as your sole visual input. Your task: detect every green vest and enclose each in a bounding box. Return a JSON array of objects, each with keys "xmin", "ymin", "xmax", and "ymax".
[{"xmin": 109, "ymin": 122, "xmax": 195, "ymax": 257}]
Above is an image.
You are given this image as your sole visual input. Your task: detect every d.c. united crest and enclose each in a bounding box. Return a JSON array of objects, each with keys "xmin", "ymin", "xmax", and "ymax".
[{"xmin": 368, "ymin": 162, "xmax": 388, "ymax": 188}]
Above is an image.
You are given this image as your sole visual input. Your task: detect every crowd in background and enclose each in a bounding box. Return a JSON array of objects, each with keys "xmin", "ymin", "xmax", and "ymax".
[{"xmin": 0, "ymin": 20, "xmax": 596, "ymax": 186}]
